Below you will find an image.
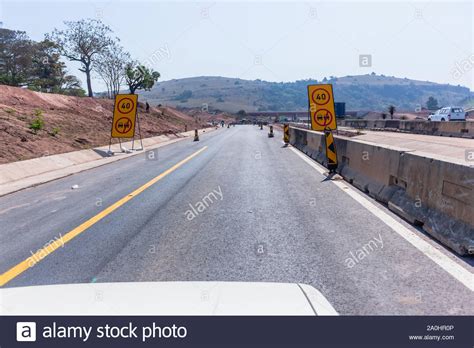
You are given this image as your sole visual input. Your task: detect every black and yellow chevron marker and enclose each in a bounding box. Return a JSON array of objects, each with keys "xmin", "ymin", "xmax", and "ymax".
[
  {"xmin": 283, "ymin": 124, "xmax": 290, "ymax": 144},
  {"xmin": 324, "ymin": 130, "xmax": 338, "ymax": 172}
]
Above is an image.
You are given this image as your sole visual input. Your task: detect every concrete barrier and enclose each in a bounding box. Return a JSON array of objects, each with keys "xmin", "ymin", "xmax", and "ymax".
[
  {"xmin": 339, "ymin": 119, "xmax": 474, "ymax": 138},
  {"xmin": 290, "ymin": 126, "xmax": 474, "ymax": 255}
]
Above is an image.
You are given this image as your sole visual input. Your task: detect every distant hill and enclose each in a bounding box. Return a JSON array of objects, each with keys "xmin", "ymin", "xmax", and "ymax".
[{"xmin": 138, "ymin": 74, "xmax": 473, "ymax": 113}]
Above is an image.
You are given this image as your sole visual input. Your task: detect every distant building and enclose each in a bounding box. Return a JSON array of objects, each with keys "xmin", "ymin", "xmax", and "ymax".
[{"xmin": 246, "ymin": 102, "xmax": 346, "ymax": 121}]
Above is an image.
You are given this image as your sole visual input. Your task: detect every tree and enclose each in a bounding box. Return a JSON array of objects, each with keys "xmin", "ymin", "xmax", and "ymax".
[
  {"xmin": 29, "ymin": 39, "xmax": 67, "ymax": 92},
  {"xmin": 236, "ymin": 110, "xmax": 246, "ymax": 117},
  {"xmin": 388, "ymin": 105, "xmax": 396, "ymax": 119},
  {"xmin": 59, "ymin": 74, "xmax": 86, "ymax": 96},
  {"xmin": 174, "ymin": 90, "xmax": 192, "ymax": 101},
  {"xmin": 125, "ymin": 62, "xmax": 160, "ymax": 94},
  {"xmin": 0, "ymin": 29, "xmax": 34, "ymax": 86},
  {"xmin": 0, "ymin": 28, "xmax": 83, "ymax": 95},
  {"xmin": 94, "ymin": 41, "xmax": 130, "ymax": 98},
  {"xmin": 47, "ymin": 19, "xmax": 115, "ymax": 97},
  {"xmin": 426, "ymin": 96, "xmax": 439, "ymax": 110}
]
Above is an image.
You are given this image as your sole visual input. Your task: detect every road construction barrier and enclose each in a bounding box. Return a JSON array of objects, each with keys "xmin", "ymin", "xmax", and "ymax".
[
  {"xmin": 283, "ymin": 124, "xmax": 290, "ymax": 144},
  {"xmin": 268, "ymin": 125, "xmax": 274, "ymax": 137},
  {"xmin": 194, "ymin": 129, "xmax": 199, "ymax": 141},
  {"xmin": 324, "ymin": 130, "xmax": 337, "ymax": 172},
  {"xmin": 289, "ymin": 126, "xmax": 474, "ymax": 255}
]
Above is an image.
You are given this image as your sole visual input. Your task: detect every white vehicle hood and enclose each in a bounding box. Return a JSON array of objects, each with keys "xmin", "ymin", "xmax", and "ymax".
[{"xmin": 0, "ymin": 281, "xmax": 338, "ymax": 316}]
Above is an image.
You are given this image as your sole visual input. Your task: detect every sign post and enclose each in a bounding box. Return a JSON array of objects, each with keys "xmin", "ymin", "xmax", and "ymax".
[
  {"xmin": 307, "ymin": 84, "xmax": 338, "ymax": 173},
  {"xmin": 109, "ymin": 94, "xmax": 142, "ymax": 153}
]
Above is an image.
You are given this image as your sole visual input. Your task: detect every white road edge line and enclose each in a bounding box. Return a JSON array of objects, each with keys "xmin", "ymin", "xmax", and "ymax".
[{"xmin": 290, "ymin": 147, "xmax": 474, "ymax": 292}]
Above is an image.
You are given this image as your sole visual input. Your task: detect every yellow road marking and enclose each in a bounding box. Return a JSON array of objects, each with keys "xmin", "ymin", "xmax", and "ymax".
[{"xmin": 0, "ymin": 146, "xmax": 208, "ymax": 287}]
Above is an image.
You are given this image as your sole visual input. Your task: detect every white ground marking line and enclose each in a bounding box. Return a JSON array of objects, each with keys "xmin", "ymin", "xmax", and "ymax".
[
  {"xmin": 0, "ymin": 203, "xmax": 31, "ymax": 215},
  {"xmin": 290, "ymin": 147, "xmax": 474, "ymax": 292}
]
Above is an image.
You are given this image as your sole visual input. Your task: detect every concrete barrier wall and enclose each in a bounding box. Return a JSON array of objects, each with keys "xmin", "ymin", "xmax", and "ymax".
[
  {"xmin": 338, "ymin": 119, "xmax": 474, "ymax": 138},
  {"xmin": 289, "ymin": 126, "xmax": 474, "ymax": 255}
]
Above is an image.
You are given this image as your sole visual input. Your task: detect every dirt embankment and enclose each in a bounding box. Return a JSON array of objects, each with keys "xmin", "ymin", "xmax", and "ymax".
[{"xmin": 0, "ymin": 86, "xmax": 232, "ymax": 164}]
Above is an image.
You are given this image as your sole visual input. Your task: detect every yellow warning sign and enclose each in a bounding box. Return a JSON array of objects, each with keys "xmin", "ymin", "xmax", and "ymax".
[
  {"xmin": 111, "ymin": 94, "xmax": 138, "ymax": 138},
  {"xmin": 307, "ymin": 84, "xmax": 337, "ymax": 131},
  {"xmin": 324, "ymin": 130, "xmax": 338, "ymax": 171},
  {"xmin": 283, "ymin": 124, "xmax": 290, "ymax": 143}
]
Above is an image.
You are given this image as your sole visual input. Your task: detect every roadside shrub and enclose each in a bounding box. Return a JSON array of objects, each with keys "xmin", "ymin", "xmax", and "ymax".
[
  {"xmin": 50, "ymin": 126, "xmax": 60, "ymax": 136},
  {"xmin": 61, "ymin": 88, "xmax": 86, "ymax": 97},
  {"xmin": 29, "ymin": 115, "xmax": 45, "ymax": 134}
]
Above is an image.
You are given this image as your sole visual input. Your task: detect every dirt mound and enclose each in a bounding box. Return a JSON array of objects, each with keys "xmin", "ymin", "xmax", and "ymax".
[{"xmin": 0, "ymin": 86, "xmax": 217, "ymax": 164}]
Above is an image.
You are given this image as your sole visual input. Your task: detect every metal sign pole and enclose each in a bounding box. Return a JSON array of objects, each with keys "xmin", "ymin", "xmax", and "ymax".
[
  {"xmin": 131, "ymin": 111, "xmax": 136, "ymax": 151},
  {"xmin": 307, "ymin": 104, "xmax": 311, "ymax": 130},
  {"xmin": 131, "ymin": 135, "xmax": 135, "ymax": 151},
  {"xmin": 135, "ymin": 111, "xmax": 144, "ymax": 151}
]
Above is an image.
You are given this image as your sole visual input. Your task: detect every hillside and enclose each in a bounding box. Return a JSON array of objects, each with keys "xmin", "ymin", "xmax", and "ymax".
[
  {"xmin": 139, "ymin": 74, "xmax": 473, "ymax": 113},
  {"xmin": 0, "ymin": 86, "xmax": 231, "ymax": 164}
]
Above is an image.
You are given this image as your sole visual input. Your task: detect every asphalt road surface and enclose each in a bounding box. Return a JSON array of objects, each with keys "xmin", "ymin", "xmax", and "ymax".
[{"xmin": 0, "ymin": 126, "xmax": 472, "ymax": 315}]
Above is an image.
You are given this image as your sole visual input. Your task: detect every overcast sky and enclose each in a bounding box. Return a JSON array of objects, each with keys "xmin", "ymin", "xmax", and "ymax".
[{"xmin": 1, "ymin": 1, "xmax": 472, "ymax": 91}]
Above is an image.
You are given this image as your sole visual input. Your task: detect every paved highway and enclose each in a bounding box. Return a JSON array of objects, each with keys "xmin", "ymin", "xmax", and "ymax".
[{"xmin": 0, "ymin": 126, "xmax": 472, "ymax": 315}]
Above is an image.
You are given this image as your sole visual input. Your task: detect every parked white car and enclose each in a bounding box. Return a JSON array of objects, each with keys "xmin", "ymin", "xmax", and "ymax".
[{"xmin": 428, "ymin": 107, "xmax": 466, "ymax": 121}]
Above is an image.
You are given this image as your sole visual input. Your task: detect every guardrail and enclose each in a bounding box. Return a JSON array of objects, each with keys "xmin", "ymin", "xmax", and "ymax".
[
  {"xmin": 289, "ymin": 126, "xmax": 474, "ymax": 255},
  {"xmin": 338, "ymin": 119, "xmax": 474, "ymax": 138}
]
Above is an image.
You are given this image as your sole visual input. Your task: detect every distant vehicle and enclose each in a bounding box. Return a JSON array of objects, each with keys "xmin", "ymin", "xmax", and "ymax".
[{"xmin": 428, "ymin": 107, "xmax": 466, "ymax": 121}]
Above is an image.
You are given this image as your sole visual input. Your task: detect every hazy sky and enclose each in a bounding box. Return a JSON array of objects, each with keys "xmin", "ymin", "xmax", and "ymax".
[{"xmin": 1, "ymin": 1, "xmax": 473, "ymax": 91}]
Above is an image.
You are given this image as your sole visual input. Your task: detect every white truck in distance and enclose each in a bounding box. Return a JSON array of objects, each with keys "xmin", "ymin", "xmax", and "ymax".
[{"xmin": 428, "ymin": 107, "xmax": 466, "ymax": 121}]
